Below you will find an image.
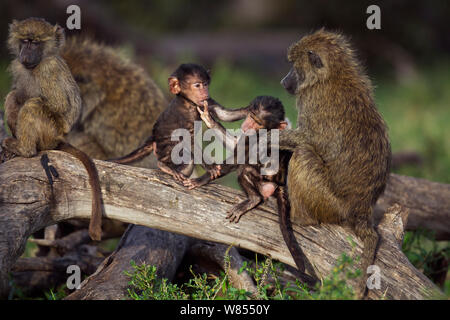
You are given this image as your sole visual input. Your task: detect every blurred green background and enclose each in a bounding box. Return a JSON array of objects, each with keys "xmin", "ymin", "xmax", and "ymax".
[{"xmin": 0, "ymin": 0, "xmax": 449, "ymax": 297}]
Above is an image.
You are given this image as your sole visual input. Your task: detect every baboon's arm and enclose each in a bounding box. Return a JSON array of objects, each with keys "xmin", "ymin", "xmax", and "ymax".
[{"xmin": 207, "ymin": 98, "xmax": 248, "ymax": 122}]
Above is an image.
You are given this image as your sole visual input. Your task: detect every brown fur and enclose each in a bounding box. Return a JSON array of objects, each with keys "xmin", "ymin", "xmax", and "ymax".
[
  {"xmin": 279, "ymin": 29, "xmax": 391, "ymax": 297},
  {"xmin": 110, "ymin": 64, "xmax": 249, "ymax": 182},
  {"xmin": 61, "ymin": 38, "xmax": 166, "ymax": 165},
  {"xmin": 185, "ymin": 96, "xmax": 313, "ymax": 278},
  {"xmin": 2, "ymin": 18, "xmax": 103, "ymax": 241}
]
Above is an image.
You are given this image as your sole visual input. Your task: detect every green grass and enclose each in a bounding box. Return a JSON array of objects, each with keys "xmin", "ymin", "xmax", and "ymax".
[
  {"xmin": 125, "ymin": 244, "xmax": 362, "ymax": 300},
  {"xmin": 402, "ymin": 229, "xmax": 450, "ymax": 296}
]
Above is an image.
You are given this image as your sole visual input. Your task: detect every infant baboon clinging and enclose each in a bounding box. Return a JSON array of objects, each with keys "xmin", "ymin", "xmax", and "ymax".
[
  {"xmin": 2, "ymin": 18, "xmax": 103, "ymax": 241},
  {"xmin": 279, "ymin": 29, "xmax": 391, "ymax": 297},
  {"xmin": 185, "ymin": 96, "xmax": 312, "ymax": 275}
]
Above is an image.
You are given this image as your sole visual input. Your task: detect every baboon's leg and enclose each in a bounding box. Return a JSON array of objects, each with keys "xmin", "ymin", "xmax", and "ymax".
[
  {"xmin": 287, "ymin": 146, "xmax": 347, "ymax": 226},
  {"xmin": 4, "ymin": 98, "xmax": 59, "ymax": 157},
  {"xmin": 4, "ymin": 90, "xmax": 21, "ymax": 137},
  {"xmin": 227, "ymin": 166, "xmax": 263, "ymax": 223}
]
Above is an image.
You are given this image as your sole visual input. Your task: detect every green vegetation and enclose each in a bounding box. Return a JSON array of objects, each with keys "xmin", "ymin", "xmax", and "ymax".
[
  {"xmin": 0, "ymin": 61, "xmax": 10, "ymax": 109},
  {"xmin": 375, "ymin": 63, "xmax": 450, "ymax": 184},
  {"xmin": 402, "ymin": 229, "xmax": 450, "ymax": 296},
  {"xmin": 125, "ymin": 245, "xmax": 362, "ymax": 300}
]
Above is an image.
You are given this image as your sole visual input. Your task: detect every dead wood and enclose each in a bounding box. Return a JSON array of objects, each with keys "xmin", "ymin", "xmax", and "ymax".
[
  {"xmin": 10, "ymin": 244, "xmax": 104, "ymax": 297},
  {"xmin": 0, "ymin": 152, "xmax": 446, "ymax": 299},
  {"xmin": 391, "ymin": 151, "xmax": 423, "ymax": 169},
  {"xmin": 64, "ymin": 225, "xmax": 192, "ymax": 300},
  {"xmin": 375, "ymin": 174, "xmax": 450, "ymax": 240}
]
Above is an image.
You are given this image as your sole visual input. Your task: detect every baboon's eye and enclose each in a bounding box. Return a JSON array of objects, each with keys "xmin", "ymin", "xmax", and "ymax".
[{"xmin": 307, "ymin": 50, "xmax": 324, "ymax": 69}]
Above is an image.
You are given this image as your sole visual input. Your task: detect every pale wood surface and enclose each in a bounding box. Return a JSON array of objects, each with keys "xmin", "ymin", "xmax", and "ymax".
[{"xmin": 0, "ymin": 151, "xmax": 445, "ymax": 299}]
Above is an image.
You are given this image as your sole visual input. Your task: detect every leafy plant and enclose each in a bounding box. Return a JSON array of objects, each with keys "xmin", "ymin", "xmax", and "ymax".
[
  {"xmin": 45, "ymin": 286, "xmax": 68, "ymax": 300},
  {"xmin": 125, "ymin": 243, "xmax": 364, "ymax": 300},
  {"xmin": 402, "ymin": 229, "xmax": 449, "ymax": 295}
]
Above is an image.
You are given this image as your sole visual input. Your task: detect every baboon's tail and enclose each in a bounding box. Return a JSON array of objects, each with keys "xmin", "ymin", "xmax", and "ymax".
[
  {"xmin": 58, "ymin": 142, "xmax": 103, "ymax": 241},
  {"xmin": 354, "ymin": 213, "xmax": 380, "ymax": 298},
  {"xmin": 277, "ymin": 186, "xmax": 306, "ymax": 273},
  {"xmin": 109, "ymin": 136, "xmax": 154, "ymax": 164}
]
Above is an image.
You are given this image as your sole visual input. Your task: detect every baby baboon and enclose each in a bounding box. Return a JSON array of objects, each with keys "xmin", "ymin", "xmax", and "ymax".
[
  {"xmin": 279, "ymin": 29, "xmax": 391, "ymax": 297},
  {"xmin": 111, "ymin": 63, "xmax": 249, "ymax": 182},
  {"xmin": 185, "ymin": 96, "xmax": 311, "ymax": 274},
  {"xmin": 2, "ymin": 18, "xmax": 103, "ymax": 241}
]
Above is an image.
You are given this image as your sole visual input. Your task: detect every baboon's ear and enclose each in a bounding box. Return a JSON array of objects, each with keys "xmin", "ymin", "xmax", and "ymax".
[
  {"xmin": 168, "ymin": 76, "xmax": 181, "ymax": 95},
  {"xmin": 54, "ymin": 24, "xmax": 65, "ymax": 48},
  {"xmin": 308, "ymin": 50, "xmax": 323, "ymax": 68}
]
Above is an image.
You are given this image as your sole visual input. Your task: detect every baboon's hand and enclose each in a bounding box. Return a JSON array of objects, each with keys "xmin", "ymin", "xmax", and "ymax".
[
  {"xmin": 208, "ymin": 164, "xmax": 221, "ymax": 179},
  {"xmin": 0, "ymin": 145, "xmax": 17, "ymax": 163},
  {"xmin": 1, "ymin": 137, "xmax": 18, "ymax": 154},
  {"xmin": 197, "ymin": 102, "xmax": 215, "ymax": 129},
  {"xmin": 226, "ymin": 209, "xmax": 244, "ymax": 223},
  {"xmin": 183, "ymin": 177, "xmax": 205, "ymax": 190},
  {"xmin": 171, "ymin": 170, "xmax": 188, "ymax": 183}
]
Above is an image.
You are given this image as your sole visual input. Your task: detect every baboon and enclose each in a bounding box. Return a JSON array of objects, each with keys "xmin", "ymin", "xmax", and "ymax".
[
  {"xmin": 279, "ymin": 29, "xmax": 391, "ymax": 297},
  {"xmin": 60, "ymin": 37, "xmax": 167, "ymax": 166},
  {"xmin": 111, "ymin": 63, "xmax": 249, "ymax": 182},
  {"xmin": 2, "ymin": 18, "xmax": 103, "ymax": 241},
  {"xmin": 185, "ymin": 96, "xmax": 311, "ymax": 274}
]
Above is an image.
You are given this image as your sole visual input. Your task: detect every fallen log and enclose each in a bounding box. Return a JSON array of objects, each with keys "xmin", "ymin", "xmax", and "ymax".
[
  {"xmin": 65, "ymin": 225, "xmax": 191, "ymax": 300},
  {"xmin": 10, "ymin": 244, "xmax": 104, "ymax": 297},
  {"xmin": 375, "ymin": 174, "xmax": 450, "ymax": 240},
  {"xmin": 0, "ymin": 151, "xmax": 445, "ymax": 299}
]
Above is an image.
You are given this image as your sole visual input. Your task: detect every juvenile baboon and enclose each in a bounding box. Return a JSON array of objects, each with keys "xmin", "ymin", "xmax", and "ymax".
[
  {"xmin": 279, "ymin": 29, "xmax": 391, "ymax": 297},
  {"xmin": 2, "ymin": 18, "xmax": 103, "ymax": 241},
  {"xmin": 111, "ymin": 63, "xmax": 249, "ymax": 182}
]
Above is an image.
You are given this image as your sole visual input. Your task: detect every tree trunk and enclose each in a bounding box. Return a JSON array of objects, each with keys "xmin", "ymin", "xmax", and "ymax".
[{"xmin": 0, "ymin": 152, "xmax": 445, "ymax": 299}]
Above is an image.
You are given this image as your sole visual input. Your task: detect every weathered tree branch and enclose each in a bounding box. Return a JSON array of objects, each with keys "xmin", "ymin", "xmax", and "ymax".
[
  {"xmin": 65, "ymin": 225, "xmax": 191, "ymax": 300},
  {"xmin": 0, "ymin": 151, "xmax": 445, "ymax": 300},
  {"xmin": 375, "ymin": 174, "xmax": 450, "ymax": 240}
]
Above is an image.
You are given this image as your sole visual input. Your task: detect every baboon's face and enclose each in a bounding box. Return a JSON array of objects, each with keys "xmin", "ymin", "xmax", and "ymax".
[
  {"xmin": 168, "ymin": 74, "xmax": 210, "ymax": 106},
  {"xmin": 18, "ymin": 38, "xmax": 44, "ymax": 69},
  {"xmin": 281, "ymin": 33, "xmax": 329, "ymax": 93},
  {"xmin": 280, "ymin": 67, "xmax": 304, "ymax": 95},
  {"xmin": 8, "ymin": 18, "xmax": 65, "ymax": 69},
  {"xmin": 180, "ymin": 75, "xmax": 210, "ymax": 106}
]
